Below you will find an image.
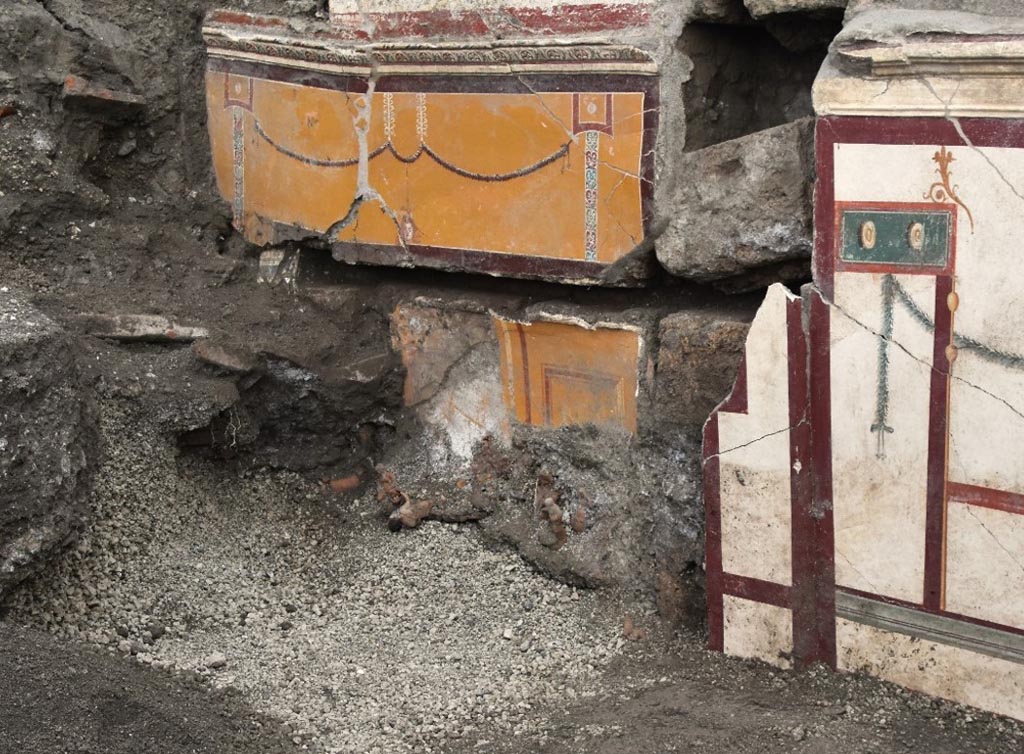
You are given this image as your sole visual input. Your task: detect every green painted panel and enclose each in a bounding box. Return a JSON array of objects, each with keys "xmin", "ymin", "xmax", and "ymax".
[{"xmin": 840, "ymin": 209, "xmax": 951, "ymax": 268}]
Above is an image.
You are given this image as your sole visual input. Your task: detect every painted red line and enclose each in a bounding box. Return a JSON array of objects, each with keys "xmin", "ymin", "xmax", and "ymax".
[
  {"xmin": 837, "ymin": 586, "xmax": 1024, "ymax": 640},
  {"xmin": 807, "ymin": 290, "xmax": 837, "ymax": 669},
  {"xmin": 817, "ymin": 116, "xmax": 1024, "ymax": 150},
  {"xmin": 703, "ymin": 415, "xmax": 724, "ymax": 653},
  {"xmin": 789, "ymin": 294, "xmax": 836, "ymax": 668},
  {"xmin": 924, "ymin": 275, "xmax": 954, "ymax": 612},
  {"xmin": 948, "ymin": 482, "xmax": 1024, "ymax": 516},
  {"xmin": 813, "ymin": 119, "xmax": 837, "ymax": 298},
  {"xmin": 515, "ymin": 323, "xmax": 533, "ymax": 426},
  {"xmin": 704, "ymin": 321, "xmax": 754, "ymax": 652},
  {"xmin": 208, "ymin": 4, "xmax": 652, "ymax": 39},
  {"xmin": 719, "ymin": 356, "xmax": 748, "ymax": 414},
  {"xmin": 722, "ymin": 573, "xmax": 792, "ymax": 609}
]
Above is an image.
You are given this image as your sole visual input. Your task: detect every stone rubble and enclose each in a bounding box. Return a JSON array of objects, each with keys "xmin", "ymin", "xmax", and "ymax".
[{"xmin": 4, "ymin": 403, "xmax": 641, "ymax": 754}]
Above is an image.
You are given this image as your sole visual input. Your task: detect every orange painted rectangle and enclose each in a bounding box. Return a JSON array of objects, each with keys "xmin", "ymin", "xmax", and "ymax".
[{"xmin": 494, "ymin": 317, "xmax": 640, "ymax": 433}]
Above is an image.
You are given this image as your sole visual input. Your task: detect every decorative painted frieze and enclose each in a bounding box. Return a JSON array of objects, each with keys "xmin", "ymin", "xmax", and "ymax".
[
  {"xmin": 705, "ymin": 8, "xmax": 1024, "ymax": 721},
  {"xmin": 202, "ymin": 3, "xmax": 669, "ymax": 285}
]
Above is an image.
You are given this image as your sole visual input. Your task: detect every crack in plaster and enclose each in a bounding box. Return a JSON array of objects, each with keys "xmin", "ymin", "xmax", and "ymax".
[
  {"xmin": 964, "ymin": 506, "xmax": 1024, "ymax": 575},
  {"xmin": 704, "ymin": 420, "xmax": 806, "ymax": 462},
  {"xmin": 835, "ymin": 546, "xmax": 882, "ymax": 593},
  {"xmin": 823, "ymin": 291, "xmax": 1024, "ymax": 425},
  {"xmin": 919, "ymin": 76, "xmax": 1024, "ymax": 206},
  {"xmin": 512, "ymin": 72, "xmax": 578, "ymax": 143},
  {"xmin": 325, "ymin": 77, "xmax": 409, "ymax": 250},
  {"xmin": 406, "ymin": 338, "xmax": 491, "ymax": 409}
]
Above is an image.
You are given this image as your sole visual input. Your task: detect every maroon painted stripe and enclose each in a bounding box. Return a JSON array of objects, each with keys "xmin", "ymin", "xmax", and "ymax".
[
  {"xmin": 283, "ymin": 230, "xmax": 628, "ymax": 284},
  {"xmin": 788, "ymin": 294, "xmax": 836, "ymax": 668},
  {"xmin": 816, "ymin": 116, "xmax": 1024, "ymax": 150},
  {"xmin": 719, "ymin": 357, "xmax": 748, "ymax": 414},
  {"xmin": 838, "ymin": 586, "xmax": 1024, "ymax": 640},
  {"xmin": 703, "ymin": 415, "xmax": 724, "ymax": 652},
  {"xmin": 515, "ymin": 323, "xmax": 533, "ymax": 426},
  {"xmin": 807, "ymin": 288, "xmax": 837, "ymax": 668},
  {"xmin": 948, "ymin": 482, "xmax": 1024, "ymax": 516},
  {"xmin": 924, "ymin": 275, "xmax": 954, "ymax": 611},
  {"xmin": 330, "ymin": 5, "xmax": 650, "ymax": 39},
  {"xmin": 722, "ymin": 573, "xmax": 792, "ymax": 609},
  {"xmin": 208, "ymin": 5, "xmax": 652, "ymax": 39},
  {"xmin": 813, "ymin": 119, "xmax": 838, "ymax": 298}
]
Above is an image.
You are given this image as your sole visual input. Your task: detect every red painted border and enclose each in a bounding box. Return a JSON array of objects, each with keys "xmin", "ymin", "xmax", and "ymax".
[
  {"xmin": 806, "ymin": 289, "xmax": 837, "ymax": 668},
  {"xmin": 572, "ymin": 93, "xmax": 614, "ymax": 135},
  {"xmin": 722, "ymin": 574, "xmax": 791, "ymax": 609},
  {"xmin": 924, "ymin": 275, "xmax": 954, "ymax": 612},
  {"xmin": 813, "ymin": 116, "xmax": 1024, "ymax": 297},
  {"xmin": 833, "ymin": 201, "xmax": 958, "ymax": 277},
  {"xmin": 948, "ymin": 482, "xmax": 1024, "ymax": 516},
  {"xmin": 516, "ymin": 323, "xmax": 533, "ymax": 426},
  {"xmin": 789, "ymin": 294, "xmax": 836, "ymax": 668},
  {"xmin": 719, "ymin": 357, "xmax": 748, "ymax": 414},
  {"xmin": 704, "ymin": 333, "xmax": 753, "ymax": 652},
  {"xmin": 704, "ymin": 415, "xmax": 725, "ymax": 652},
  {"xmin": 540, "ymin": 366, "xmax": 622, "ymax": 426}
]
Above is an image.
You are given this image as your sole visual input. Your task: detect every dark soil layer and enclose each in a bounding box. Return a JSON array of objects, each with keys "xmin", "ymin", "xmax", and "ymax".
[
  {"xmin": 0, "ymin": 623, "xmax": 295, "ymax": 754},
  {"xmin": 475, "ymin": 642, "xmax": 1024, "ymax": 754}
]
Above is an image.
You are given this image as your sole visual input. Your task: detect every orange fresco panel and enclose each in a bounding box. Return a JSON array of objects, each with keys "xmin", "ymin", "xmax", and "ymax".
[
  {"xmin": 494, "ymin": 318, "xmax": 640, "ymax": 433},
  {"xmin": 205, "ymin": 72, "xmax": 235, "ymax": 206},
  {"xmin": 207, "ymin": 70, "xmax": 650, "ymax": 269}
]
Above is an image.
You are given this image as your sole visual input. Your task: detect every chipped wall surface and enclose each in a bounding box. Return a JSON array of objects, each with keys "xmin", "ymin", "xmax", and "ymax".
[
  {"xmin": 705, "ymin": 8, "xmax": 1024, "ymax": 721},
  {"xmin": 392, "ymin": 300, "xmax": 647, "ymax": 456}
]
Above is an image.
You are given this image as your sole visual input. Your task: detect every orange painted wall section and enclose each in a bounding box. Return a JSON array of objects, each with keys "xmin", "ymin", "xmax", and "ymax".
[
  {"xmin": 206, "ymin": 71, "xmax": 647, "ymax": 264},
  {"xmin": 494, "ymin": 318, "xmax": 640, "ymax": 433}
]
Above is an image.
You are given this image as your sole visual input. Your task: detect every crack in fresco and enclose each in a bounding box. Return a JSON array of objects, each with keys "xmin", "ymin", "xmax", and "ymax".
[
  {"xmin": 324, "ymin": 79, "xmax": 410, "ymax": 250},
  {"xmin": 964, "ymin": 507, "xmax": 1024, "ymax": 575},
  {"xmin": 919, "ymin": 76, "xmax": 1024, "ymax": 208},
  {"xmin": 824, "ymin": 291, "xmax": 1024, "ymax": 425},
  {"xmin": 835, "ymin": 547, "xmax": 882, "ymax": 593},
  {"xmin": 704, "ymin": 420, "xmax": 807, "ymax": 462}
]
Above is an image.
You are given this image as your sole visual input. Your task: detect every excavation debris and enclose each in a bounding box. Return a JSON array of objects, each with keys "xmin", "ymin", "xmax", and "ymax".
[
  {"xmin": 5, "ymin": 402, "xmax": 632, "ymax": 754},
  {"xmin": 79, "ymin": 313, "xmax": 209, "ymax": 342}
]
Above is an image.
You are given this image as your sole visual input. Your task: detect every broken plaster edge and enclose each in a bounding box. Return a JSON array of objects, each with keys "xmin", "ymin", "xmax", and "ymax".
[{"xmin": 700, "ymin": 282, "xmax": 801, "ymax": 465}]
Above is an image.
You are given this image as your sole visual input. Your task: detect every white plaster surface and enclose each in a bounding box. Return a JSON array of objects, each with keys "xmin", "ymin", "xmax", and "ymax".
[
  {"xmin": 944, "ymin": 145, "xmax": 1024, "ymax": 493},
  {"xmin": 945, "ymin": 503, "xmax": 1024, "ymax": 629},
  {"xmin": 827, "ymin": 142, "xmax": 1024, "ymax": 604},
  {"xmin": 718, "ymin": 284, "xmax": 794, "ymax": 586},
  {"xmin": 830, "ymin": 272, "xmax": 933, "ymax": 603},
  {"xmin": 426, "ymin": 372, "xmax": 510, "ymax": 463},
  {"xmin": 723, "ymin": 595, "xmax": 793, "ymax": 670},
  {"xmin": 837, "ymin": 618, "xmax": 1024, "ymax": 721}
]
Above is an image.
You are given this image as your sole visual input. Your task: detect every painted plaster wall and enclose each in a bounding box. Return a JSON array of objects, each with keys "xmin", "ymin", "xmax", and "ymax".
[
  {"xmin": 704, "ymin": 10, "xmax": 1024, "ymax": 722},
  {"xmin": 201, "ymin": 1, "xmax": 704, "ymax": 285}
]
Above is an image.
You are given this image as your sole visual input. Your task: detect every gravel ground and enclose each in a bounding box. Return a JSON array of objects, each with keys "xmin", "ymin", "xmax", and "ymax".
[{"xmin": 4, "ymin": 400, "xmax": 637, "ymax": 754}]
